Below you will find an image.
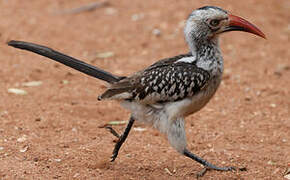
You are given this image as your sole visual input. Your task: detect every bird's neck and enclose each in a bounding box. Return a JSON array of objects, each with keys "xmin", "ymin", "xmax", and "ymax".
[{"xmin": 189, "ymin": 37, "xmax": 224, "ymax": 76}]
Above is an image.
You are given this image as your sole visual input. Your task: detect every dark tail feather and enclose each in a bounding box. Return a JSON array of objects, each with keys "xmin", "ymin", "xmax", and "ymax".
[{"xmin": 7, "ymin": 40, "xmax": 123, "ymax": 83}]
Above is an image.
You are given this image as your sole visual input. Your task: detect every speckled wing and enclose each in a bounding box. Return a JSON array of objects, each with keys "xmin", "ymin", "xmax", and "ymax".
[{"xmin": 99, "ymin": 56, "xmax": 210, "ymax": 104}]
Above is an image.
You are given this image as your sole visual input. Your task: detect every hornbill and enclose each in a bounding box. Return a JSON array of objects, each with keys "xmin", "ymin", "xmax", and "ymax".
[{"xmin": 8, "ymin": 6, "xmax": 265, "ymax": 177}]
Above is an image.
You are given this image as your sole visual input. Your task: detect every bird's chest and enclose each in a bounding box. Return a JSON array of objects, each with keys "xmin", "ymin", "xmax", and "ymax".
[
  {"xmin": 165, "ymin": 75, "xmax": 222, "ymax": 119},
  {"xmin": 186, "ymin": 76, "xmax": 221, "ymax": 115},
  {"xmin": 180, "ymin": 55, "xmax": 224, "ymax": 115}
]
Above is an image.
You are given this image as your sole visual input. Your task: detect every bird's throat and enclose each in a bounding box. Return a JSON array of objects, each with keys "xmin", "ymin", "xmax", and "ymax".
[{"xmin": 192, "ymin": 38, "xmax": 224, "ymax": 75}]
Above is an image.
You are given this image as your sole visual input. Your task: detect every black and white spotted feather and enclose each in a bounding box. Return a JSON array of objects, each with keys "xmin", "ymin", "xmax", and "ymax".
[{"xmin": 99, "ymin": 54, "xmax": 210, "ymax": 104}]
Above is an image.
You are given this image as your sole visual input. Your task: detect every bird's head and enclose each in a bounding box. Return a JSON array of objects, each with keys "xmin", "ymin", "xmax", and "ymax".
[{"xmin": 185, "ymin": 6, "xmax": 266, "ymax": 46}]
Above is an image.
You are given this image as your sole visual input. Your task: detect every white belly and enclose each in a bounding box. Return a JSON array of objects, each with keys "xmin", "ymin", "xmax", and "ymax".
[{"xmin": 121, "ymin": 77, "xmax": 221, "ymax": 133}]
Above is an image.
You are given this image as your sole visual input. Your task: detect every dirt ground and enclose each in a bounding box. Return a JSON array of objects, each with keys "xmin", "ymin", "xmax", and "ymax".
[{"xmin": 0, "ymin": 0, "xmax": 289, "ymax": 179}]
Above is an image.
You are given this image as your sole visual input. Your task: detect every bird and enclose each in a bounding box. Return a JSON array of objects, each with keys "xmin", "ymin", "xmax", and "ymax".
[{"xmin": 8, "ymin": 6, "xmax": 265, "ymax": 177}]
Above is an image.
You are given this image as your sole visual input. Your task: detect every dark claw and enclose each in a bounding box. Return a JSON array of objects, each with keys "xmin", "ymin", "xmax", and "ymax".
[
  {"xmin": 196, "ymin": 168, "xmax": 208, "ymax": 178},
  {"xmin": 102, "ymin": 125, "xmax": 121, "ymax": 161},
  {"xmin": 105, "ymin": 126, "xmax": 120, "ymax": 138},
  {"xmin": 111, "ymin": 138, "xmax": 121, "ymax": 162},
  {"xmin": 111, "ymin": 151, "xmax": 118, "ymax": 162}
]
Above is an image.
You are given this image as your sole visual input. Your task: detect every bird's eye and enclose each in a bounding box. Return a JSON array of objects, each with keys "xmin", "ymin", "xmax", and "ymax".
[{"xmin": 209, "ymin": 19, "xmax": 220, "ymax": 27}]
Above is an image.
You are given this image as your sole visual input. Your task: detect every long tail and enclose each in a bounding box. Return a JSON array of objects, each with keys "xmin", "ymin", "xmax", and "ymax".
[{"xmin": 7, "ymin": 40, "xmax": 123, "ymax": 83}]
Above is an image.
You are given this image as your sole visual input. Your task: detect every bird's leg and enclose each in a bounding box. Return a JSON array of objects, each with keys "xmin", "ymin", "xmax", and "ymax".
[
  {"xmin": 167, "ymin": 118, "xmax": 237, "ymax": 177},
  {"xmin": 110, "ymin": 116, "xmax": 135, "ymax": 162}
]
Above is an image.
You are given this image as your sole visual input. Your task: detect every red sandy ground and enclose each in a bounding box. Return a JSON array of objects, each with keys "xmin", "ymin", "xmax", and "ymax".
[{"xmin": 0, "ymin": 0, "xmax": 289, "ymax": 179}]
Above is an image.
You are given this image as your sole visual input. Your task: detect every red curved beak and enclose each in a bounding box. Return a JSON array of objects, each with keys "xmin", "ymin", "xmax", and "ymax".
[{"xmin": 224, "ymin": 14, "xmax": 266, "ymax": 39}]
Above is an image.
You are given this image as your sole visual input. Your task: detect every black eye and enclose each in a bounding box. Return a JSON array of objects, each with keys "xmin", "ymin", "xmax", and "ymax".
[{"xmin": 209, "ymin": 19, "xmax": 220, "ymax": 27}]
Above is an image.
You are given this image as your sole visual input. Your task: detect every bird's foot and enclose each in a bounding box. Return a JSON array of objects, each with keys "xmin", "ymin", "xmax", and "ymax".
[
  {"xmin": 183, "ymin": 149, "xmax": 246, "ymax": 178},
  {"xmin": 104, "ymin": 117, "xmax": 135, "ymax": 162},
  {"xmin": 104, "ymin": 126, "xmax": 120, "ymax": 138},
  {"xmin": 110, "ymin": 136, "xmax": 123, "ymax": 162},
  {"xmin": 103, "ymin": 126, "xmax": 122, "ymax": 161},
  {"xmin": 196, "ymin": 166, "xmax": 247, "ymax": 178},
  {"xmin": 196, "ymin": 166, "xmax": 235, "ymax": 178}
]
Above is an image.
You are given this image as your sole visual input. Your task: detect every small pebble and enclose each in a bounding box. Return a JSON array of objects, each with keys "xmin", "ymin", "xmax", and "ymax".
[
  {"xmin": 20, "ymin": 145, "xmax": 29, "ymax": 153},
  {"xmin": 17, "ymin": 135, "xmax": 27, "ymax": 142},
  {"xmin": 164, "ymin": 168, "xmax": 173, "ymax": 176},
  {"xmin": 55, "ymin": 159, "xmax": 62, "ymax": 162},
  {"xmin": 62, "ymin": 80, "xmax": 69, "ymax": 84},
  {"xmin": 73, "ymin": 173, "xmax": 80, "ymax": 178},
  {"xmin": 152, "ymin": 28, "xmax": 161, "ymax": 36},
  {"xmin": 35, "ymin": 117, "xmax": 42, "ymax": 122},
  {"xmin": 8, "ymin": 88, "xmax": 27, "ymax": 95},
  {"xmin": 0, "ymin": 111, "xmax": 8, "ymax": 117},
  {"xmin": 22, "ymin": 81, "xmax": 43, "ymax": 87},
  {"xmin": 244, "ymin": 87, "xmax": 251, "ymax": 92},
  {"xmin": 96, "ymin": 52, "xmax": 114, "ymax": 59},
  {"xmin": 126, "ymin": 154, "xmax": 131, "ymax": 158},
  {"xmin": 105, "ymin": 8, "xmax": 117, "ymax": 15},
  {"xmin": 133, "ymin": 127, "xmax": 146, "ymax": 132},
  {"xmin": 131, "ymin": 13, "xmax": 144, "ymax": 21},
  {"xmin": 267, "ymin": 160, "xmax": 275, "ymax": 165}
]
